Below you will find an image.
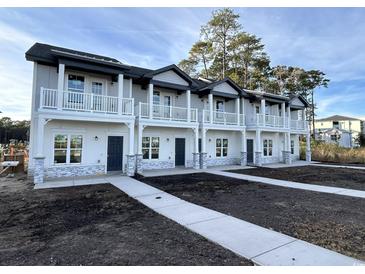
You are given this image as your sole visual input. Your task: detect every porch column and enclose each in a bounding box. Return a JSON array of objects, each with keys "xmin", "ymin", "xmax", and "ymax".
[
  {"xmin": 136, "ymin": 123, "xmax": 144, "ymax": 173},
  {"xmin": 200, "ymin": 128, "xmax": 208, "ymax": 169},
  {"xmin": 148, "ymin": 83, "xmax": 153, "ymax": 119},
  {"xmin": 187, "ymin": 89, "xmax": 191, "ymax": 122},
  {"xmin": 306, "ymin": 131, "xmax": 311, "ymax": 162},
  {"xmin": 208, "ymin": 93, "xmax": 213, "ymax": 124},
  {"xmin": 286, "ymin": 106, "xmax": 291, "ymax": 129},
  {"xmin": 260, "ymin": 98, "xmax": 266, "ymax": 126},
  {"xmin": 129, "ymin": 78, "xmax": 133, "ymax": 98},
  {"xmin": 235, "ymin": 97, "xmax": 240, "ymax": 125},
  {"xmin": 118, "ymin": 74, "xmax": 124, "ymax": 115},
  {"xmin": 281, "ymin": 102, "xmax": 286, "ymax": 128},
  {"xmin": 254, "ymin": 129, "xmax": 262, "ymax": 166},
  {"xmin": 240, "ymin": 130, "xmax": 247, "ymax": 166},
  {"xmin": 283, "ymin": 132, "xmax": 291, "ymax": 164},
  {"xmin": 126, "ymin": 121, "xmax": 136, "ymax": 176},
  {"xmin": 34, "ymin": 117, "xmax": 46, "ymax": 184},
  {"xmin": 57, "ymin": 63, "xmax": 65, "ymax": 110},
  {"xmin": 192, "ymin": 127, "xmax": 200, "ymax": 169},
  {"xmin": 241, "ymin": 97, "xmax": 245, "ymax": 126}
]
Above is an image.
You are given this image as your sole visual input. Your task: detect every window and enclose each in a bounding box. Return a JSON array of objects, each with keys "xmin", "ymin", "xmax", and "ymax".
[
  {"xmin": 54, "ymin": 134, "xmax": 83, "ymax": 164},
  {"xmin": 92, "ymin": 82, "xmax": 103, "ymax": 95},
  {"xmin": 333, "ymin": 121, "xmax": 339, "ymax": 129},
  {"xmin": 291, "ymin": 140, "xmax": 295, "ymax": 154},
  {"xmin": 142, "ymin": 137, "xmax": 160, "ymax": 160},
  {"xmin": 216, "ymin": 138, "xmax": 228, "ymax": 157},
  {"xmin": 255, "ymin": 106, "xmax": 260, "ymax": 114},
  {"xmin": 331, "ymin": 135, "xmax": 339, "ymax": 141},
  {"xmin": 68, "ymin": 75, "xmax": 85, "ymax": 92},
  {"xmin": 216, "ymin": 100, "xmax": 224, "ymax": 112},
  {"xmin": 263, "ymin": 139, "xmax": 273, "ymax": 156},
  {"xmin": 153, "ymin": 91, "xmax": 160, "ymax": 105}
]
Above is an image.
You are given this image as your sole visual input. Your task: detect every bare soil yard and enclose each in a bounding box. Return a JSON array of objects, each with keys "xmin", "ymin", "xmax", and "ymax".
[
  {"xmin": 230, "ymin": 166, "xmax": 365, "ymax": 191},
  {"xmin": 139, "ymin": 173, "xmax": 365, "ymax": 261},
  {"xmin": 0, "ymin": 175, "xmax": 251, "ymax": 266}
]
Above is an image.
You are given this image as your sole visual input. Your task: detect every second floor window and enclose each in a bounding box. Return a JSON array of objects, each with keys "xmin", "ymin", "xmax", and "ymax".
[
  {"xmin": 263, "ymin": 139, "xmax": 273, "ymax": 156},
  {"xmin": 68, "ymin": 75, "xmax": 85, "ymax": 92},
  {"xmin": 216, "ymin": 100, "xmax": 224, "ymax": 112}
]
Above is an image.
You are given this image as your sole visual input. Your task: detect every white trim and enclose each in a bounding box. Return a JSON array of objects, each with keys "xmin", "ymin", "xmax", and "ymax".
[{"xmin": 52, "ymin": 132, "xmax": 85, "ymax": 166}]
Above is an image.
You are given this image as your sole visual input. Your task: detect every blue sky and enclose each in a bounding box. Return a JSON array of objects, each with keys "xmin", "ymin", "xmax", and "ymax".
[{"xmin": 1, "ymin": 7, "xmax": 365, "ymax": 120}]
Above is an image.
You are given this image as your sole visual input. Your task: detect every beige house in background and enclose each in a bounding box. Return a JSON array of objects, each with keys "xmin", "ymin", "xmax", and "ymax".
[{"xmin": 315, "ymin": 115, "xmax": 364, "ymax": 147}]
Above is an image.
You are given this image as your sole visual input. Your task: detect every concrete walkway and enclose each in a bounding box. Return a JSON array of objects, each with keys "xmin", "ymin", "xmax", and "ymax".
[
  {"xmin": 312, "ymin": 163, "xmax": 365, "ymax": 170},
  {"xmin": 107, "ymin": 175, "xmax": 363, "ymax": 266},
  {"xmin": 207, "ymin": 170, "xmax": 365, "ymax": 199}
]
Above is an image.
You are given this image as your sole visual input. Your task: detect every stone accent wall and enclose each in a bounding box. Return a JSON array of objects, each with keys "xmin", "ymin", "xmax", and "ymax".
[
  {"xmin": 306, "ymin": 149, "xmax": 312, "ymax": 162},
  {"xmin": 126, "ymin": 155, "xmax": 136, "ymax": 176},
  {"xmin": 261, "ymin": 156, "xmax": 281, "ymax": 165},
  {"xmin": 291, "ymin": 154, "xmax": 300, "ymax": 162},
  {"xmin": 240, "ymin": 152, "xmax": 247, "ymax": 166},
  {"xmin": 141, "ymin": 160, "xmax": 174, "ymax": 170},
  {"xmin": 282, "ymin": 151, "xmax": 292, "ymax": 165},
  {"xmin": 200, "ymin": 152, "xmax": 207, "ymax": 169},
  {"xmin": 135, "ymin": 154, "xmax": 143, "ymax": 174},
  {"xmin": 33, "ymin": 157, "xmax": 45, "ymax": 184},
  {"xmin": 45, "ymin": 164, "xmax": 105, "ymax": 179},
  {"xmin": 254, "ymin": 152, "xmax": 262, "ymax": 167},
  {"xmin": 206, "ymin": 157, "xmax": 240, "ymax": 167},
  {"xmin": 192, "ymin": 153, "xmax": 200, "ymax": 169}
]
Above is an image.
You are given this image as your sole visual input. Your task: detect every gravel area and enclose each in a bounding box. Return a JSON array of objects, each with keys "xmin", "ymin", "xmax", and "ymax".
[
  {"xmin": 139, "ymin": 172, "xmax": 365, "ymax": 261},
  {"xmin": 229, "ymin": 166, "xmax": 365, "ymax": 191},
  {"xmin": 0, "ymin": 175, "xmax": 251, "ymax": 266}
]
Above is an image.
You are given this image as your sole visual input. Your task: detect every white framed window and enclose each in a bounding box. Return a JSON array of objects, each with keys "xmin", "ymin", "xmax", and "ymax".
[
  {"xmin": 255, "ymin": 106, "xmax": 260, "ymax": 114},
  {"xmin": 216, "ymin": 100, "xmax": 225, "ymax": 112},
  {"xmin": 291, "ymin": 140, "xmax": 295, "ymax": 154},
  {"xmin": 216, "ymin": 138, "xmax": 228, "ymax": 157},
  {"xmin": 263, "ymin": 139, "xmax": 273, "ymax": 156},
  {"xmin": 54, "ymin": 134, "xmax": 83, "ymax": 164},
  {"xmin": 142, "ymin": 137, "xmax": 160, "ymax": 160},
  {"xmin": 68, "ymin": 74, "xmax": 85, "ymax": 92},
  {"xmin": 92, "ymin": 82, "xmax": 103, "ymax": 95}
]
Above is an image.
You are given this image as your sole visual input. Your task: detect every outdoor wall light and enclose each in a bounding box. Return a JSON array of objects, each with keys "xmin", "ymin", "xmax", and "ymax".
[
  {"xmin": 94, "ymin": 136, "xmax": 99, "ymax": 141},
  {"xmin": 209, "ymin": 138, "xmax": 212, "ymax": 142},
  {"xmin": 166, "ymin": 138, "xmax": 170, "ymax": 142}
]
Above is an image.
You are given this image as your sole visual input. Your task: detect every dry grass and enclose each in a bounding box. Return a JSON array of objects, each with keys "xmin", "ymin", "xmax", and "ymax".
[{"xmin": 301, "ymin": 141, "xmax": 365, "ymax": 164}]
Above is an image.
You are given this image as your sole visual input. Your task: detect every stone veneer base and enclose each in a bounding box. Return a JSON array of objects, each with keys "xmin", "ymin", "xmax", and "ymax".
[
  {"xmin": 192, "ymin": 153, "xmax": 200, "ymax": 169},
  {"xmin": 200, "ymin": 153, "xmax": 207, "ymax": 169},
  {"xmin": 135, "ymin": 154, "xmax": 143, "ymax": 174},
  {"xmin": 141, "ymin": 160, "xmax": 175, "ymax": 170},
  {"xmin": 45, "ymin": 164, "xmax": 105, "ymax": 179},
  {"xmin": 206, "ymin": 157, "xmax": 240, "ymax": 167},
  {"xmin": 240, "ymin": 152, "xmax": 247, "ymax": 166},
  {"xmin": 282, "ymin": 151, "xmax": 292, "ymax": 165},
  {"xmin": 33, "ymin": 157, "xmax": 45, "ymax": 184},
  {"xmin": 126, "ymin": 155, "xmax": 136, "ymax": 176},
  {"xmin": 306, "ymin": 150, "xmax": 312, "ymax": 162},
  {"xmin": 254, "ymin": 152, "xmax": 262, "ymax": 167}
]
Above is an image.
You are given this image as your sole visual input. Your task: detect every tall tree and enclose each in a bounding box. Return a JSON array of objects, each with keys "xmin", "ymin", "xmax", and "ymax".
[{"xmin": 201, "ymin": 8, "xmax": 241, "ymax": 79}]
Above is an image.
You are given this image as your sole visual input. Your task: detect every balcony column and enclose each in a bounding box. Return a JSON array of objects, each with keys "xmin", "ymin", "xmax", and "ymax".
[
  {"xmin": 286, "ymin": 105, "xmax": 291, "ymax": 129},
  {"xmin": 129, "ymin": 78, "xmax": 133, "ymax": 98},
  {"xmin": 118, "ymin": 74, "xmax": 124, "ymax": 115},
  {"xmin": 148, "ymin": 83, "xmax": 153, "ymax": 119},
  {"xmin": 57, "ymin": 63, "xmax": 65, "ymax": 110},
  {"xmin": 235, "ymin": 97, "xmax": 240, "ymax": 125},
  {"xmin": 200, "ymin": 128, "xmax": 208, "ymax": 169},
  {"xmin": 126, "ymin": 121, "xmax": 136, "ymax": 176},
  {"xmin": 240, "ymin": 130, "xmax": 247, "ymax": 166},
  {"xmin": 283, "ymin": 132, "xmax": 292, "ymax": 165},
  {"xmin": 208, "ymin": 93, "xmax": 213, "ymax": 124},
  {"xmin": 241, "ymin": 97, "xmax": 245, "ymax": 125},
  {"xmin": 260, "ymin": 98, "xmax": 266, "ymax": 126},
  {"xmin": 187, "ymin": 89, "xmax": 191, "ymax": 122},
  {"xmin": 254, "ymin": 129, "xmax": 262, "ymax": 166},
  {"xmin": 136, "ymin": 123, "xmax": 144, "ymax": 174},
  {"xmin": 192, "ymin": 127, "xmax": 200, "ymax": 169},
  {"xmin": 281, "ymin": 102, "xmax": 286, "ymax": 127}
]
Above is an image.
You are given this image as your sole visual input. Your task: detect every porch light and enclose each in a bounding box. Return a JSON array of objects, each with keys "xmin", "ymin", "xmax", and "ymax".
[
  {"xmin": 94, "ymin": 136, "xmax": 99, "ymax": 141},
  {"xmin": 209, "ymin": 138, "xmax": 212, "ymax": 142},
  {"xmin": 166, "ymin": 138, "xmax": 170, "ymax": 142}
]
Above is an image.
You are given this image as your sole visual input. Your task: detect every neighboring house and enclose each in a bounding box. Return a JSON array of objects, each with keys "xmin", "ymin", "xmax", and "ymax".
[
  {"xmin": 315, "ymin": 115, "xmax": 364, "ymax": 147},
  {"xmin": 317, "ymin": 128, "xmax": 352, "ymax": 148},
  {"xmin": 26, "ymin": 43, "xmax": 311, "ymax": 184}
]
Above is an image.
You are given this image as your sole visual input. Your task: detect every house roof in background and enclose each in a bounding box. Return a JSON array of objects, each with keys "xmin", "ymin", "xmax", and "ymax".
[{"xmin": 316, "ymin": 115, "xmax": 362, "ymax": 122}]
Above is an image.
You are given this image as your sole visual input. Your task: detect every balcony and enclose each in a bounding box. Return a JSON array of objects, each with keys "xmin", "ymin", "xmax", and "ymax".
[
  {"xmin": 246, "ymin": 114, "xmax": 285, "ymax": 128},
  {"xmin": 136, "ymin": 102, "xmax": 198, "ymax": 123},
  {"xmin": 40, "ymin": 88, "xmax": 134, "ymax": 115},
  {"xmin": 202, "ymin": 110, "xmax": 244, "ymax": 126},
  {"xmin": 290, "ymin": 120, "xmax": 308, "ymax": 131}
]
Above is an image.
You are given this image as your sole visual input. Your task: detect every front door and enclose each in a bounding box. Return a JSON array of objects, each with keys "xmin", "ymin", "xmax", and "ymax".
[
  {"xmin": 175, "ymin": 138, "xmax": 185, "ymax": 166},
  {"xmin": 247, "ymin": 139, "xmax": 254, "ymax": 164},
  {"xmin": 107, "ymin": 136, "xmax": 123, "ymax": 171}
]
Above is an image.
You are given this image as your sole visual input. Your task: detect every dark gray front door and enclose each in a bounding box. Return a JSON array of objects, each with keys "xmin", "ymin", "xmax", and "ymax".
[
  {"xmin": 107, "ymin": 136, "xmax": 123, "ymax": 171},
  {"xmin": 247, "ymin": 139, "xmax": 254, "ymax": 163},
  {"xmin": 175, "ymin": 138, "xmax": 185, "ymax": 166}
]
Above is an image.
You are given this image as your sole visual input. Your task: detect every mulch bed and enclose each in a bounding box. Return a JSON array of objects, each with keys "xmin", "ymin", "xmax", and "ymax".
[
  {"xmin": 139, "ymin": 173, "xmax": 365, "ymax": 261},
  {"xmin": 0, "ymin": 175, "xmax": 251, "ymax": 266},
  {"xmin": 315, "ymin": 162, "xmax": 365, "ymax": 167},
  {"xmin": 228, "ymin": 166, "xmax": 365, "ymax": 191}
]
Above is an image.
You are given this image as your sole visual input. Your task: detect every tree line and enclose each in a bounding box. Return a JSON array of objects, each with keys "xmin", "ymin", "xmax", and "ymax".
[
  {"xmin": 178, "ymin": 8, "xmax": 329, "ymax": 135},
  {"xmin": 0, "ymin": 117, "xmax": 30, "ymax": 144}
]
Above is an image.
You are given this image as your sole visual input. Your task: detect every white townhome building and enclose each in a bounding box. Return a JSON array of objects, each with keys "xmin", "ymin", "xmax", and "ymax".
[{"xmin": 26, "ymin": 43, "xmax": 311, "ymax": 184}]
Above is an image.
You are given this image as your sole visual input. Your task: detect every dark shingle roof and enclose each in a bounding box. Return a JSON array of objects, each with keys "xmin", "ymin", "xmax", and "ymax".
[{"xmin": 316, "ymin": 115, "xmax": 362, "ymax": 122}]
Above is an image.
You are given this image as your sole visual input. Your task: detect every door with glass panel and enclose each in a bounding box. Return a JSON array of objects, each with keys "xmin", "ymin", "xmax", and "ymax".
[
  {"xmin": 67, "ymin": 75, "xmax": 85, "ymax": 109},
  {"xmin": 215, "ymin": 100, "xmax": 225, "ymax": 123},
  {"xmin": 152, "ymin": 91, "xmax": 160, "ymax": 118},
  {"xmin": 91, "ymin": 81, "xmax": 103, "ymax": 111},
  {"xmin": 163, "ymin": 95, "xmax": 171, "ymax": 119}
]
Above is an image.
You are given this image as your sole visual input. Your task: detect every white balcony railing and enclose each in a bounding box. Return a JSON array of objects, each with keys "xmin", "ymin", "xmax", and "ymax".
[
  {"xmin": 291, "ymin": 120, "xmax": 308, "ymax": 131},
  {"xmin": 137, "ymin": 102, "xmax": 198, "ymax": 122},
  {"xmin": 40, "ymin": 88, "xmax": 134, "ymax": 115},
  {"xmin": 246, "ymin": 114, "xmax": 285, "ymax": 128},
  {"xmin": 202, "ymin": 110, "xmax": 243, "ymax": 126}
]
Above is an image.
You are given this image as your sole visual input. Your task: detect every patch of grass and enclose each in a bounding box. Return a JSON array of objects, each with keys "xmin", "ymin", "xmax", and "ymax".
[{"xmin": 300, "ymin": 141, "xmax": 365, "ymax": 164}]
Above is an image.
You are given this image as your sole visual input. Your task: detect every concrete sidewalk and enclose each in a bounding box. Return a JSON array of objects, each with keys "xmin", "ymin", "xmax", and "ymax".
[
  {"xmin": 108, "ymin": 175, "xmax": 363, "ymax": 266},
  {"xmin": 207, "ymin": 170, "xmax": 365, "ymax": 199},
  {"xmin": 312, "ymin": 163, "xmax": 365, "ymax": 170}
]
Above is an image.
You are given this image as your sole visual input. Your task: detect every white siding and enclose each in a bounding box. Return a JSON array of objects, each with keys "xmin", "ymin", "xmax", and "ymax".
[{"xmin": 153, "ymin": 70, "xmax": 189, "ymax": 86}]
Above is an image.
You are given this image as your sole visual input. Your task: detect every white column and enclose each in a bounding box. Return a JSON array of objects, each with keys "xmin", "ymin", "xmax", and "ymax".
[
  {"xmin": 187, "ymin": 89, "xmax": 191, "ymax": 122},
  {"xmin": 138, "ymin": 124, "xmax": 143, "ymax": 155},
  {"xmin": 261, "ymin": 98, "xmax": 266, "ymax": 126},
  {"xmin": 128, "ymin": 122, "xmax": 135, "ymax": 155},
  {"xmin": 306, "ymin": 132, "xmax": 311, "ymax": 152},
  {"xmin": 241, "ymin": 97, "xmax": 245, "ymax": 125},
  {"xmin": 241, "ymin": 130, "xmax": 247, "ymax": 152},
  {"xmin": 57, "ymin": 63, "xmax": 65, "ymax": 110},
  {"xmin": 287, "ymin": 106, "xmax": 291, "ymax": 124},
  {"xmin": 129, "ymin": 78, "xmax": 133, "ymax": 98},
  {"xmin": 255, "ymin": 129, "xmax": 261, "ymax": 153},
  {"xmin": 281, "ymin": 102, "xmax": 286, "ymax": 127},
  {"xmin": 202, "ymin": 128, "xmax": 207, "ymax": 153},
  {"xmin": 194, "ymin": 127, "xmax": 199, "ymax": 153},
  {"xmin": 235, "ymin": 98, "xmax": 240, "ymax": 125},
  {"xmin": 286, "ymin": 132, "xmax": 291, "ymax": 151},
  {"xmin": 208, "ymin": 94, "xmax": 213, "ymax": 124},
  {"xmin": 118, "ymin": 74, "xmax": 124, "ymax": 115},
  {"xmin": 36, "ymin": 117, "xmax": 46, "ymax": 157},
  {"xmin": 148, "ymin": 83, "xmax": 153, "ymax": 119}
]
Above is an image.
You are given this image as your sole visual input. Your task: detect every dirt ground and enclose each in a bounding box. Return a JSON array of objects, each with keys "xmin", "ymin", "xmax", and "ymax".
[
  {"xmin": 229, "ymin": 166, "xmax": 365, "ymax": 191},
  {"xmin": 139, "ymin": 173, "xmax": 365, "ymax": 261},
  {"xmin": 0, "ymin": 175, "xmax": 251, "ymax": 266}
]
